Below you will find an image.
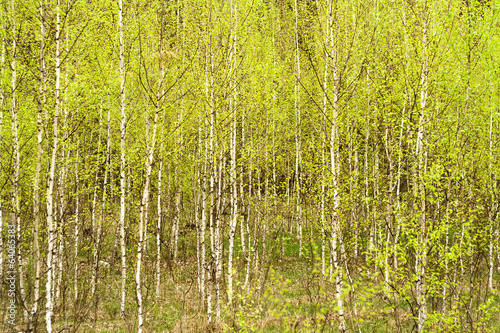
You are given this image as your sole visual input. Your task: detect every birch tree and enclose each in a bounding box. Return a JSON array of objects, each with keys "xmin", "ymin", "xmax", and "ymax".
[
  {"xmin": 118, "ymin": 0, "xmax": 127, "ymax": 318},
  {"xmin": 46, "ymin": 1, "xmax": 62, "ymax": 330}
]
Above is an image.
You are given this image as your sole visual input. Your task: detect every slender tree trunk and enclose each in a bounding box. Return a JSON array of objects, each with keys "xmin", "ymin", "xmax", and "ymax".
[
  {"xmin": 321, "ymin": 8, "xmax": 330, "ymax": 276},
  {"xmin": 118, "ymin": 0, "xmax": 127, "ymax": 318},
  {"xmin": 488, "ymin": 109, "xmax": 495, "ymax": 290},
  {"xmin": 73, "ymin": 130, "xmax": 80, "ymax": 303},
  {"xmin": 135, "ymin": 87, "xmax": 161, "ymax": 333},
  {"xmin": 239, "ymin": 108, "xmax": 246, "ymax": 263},
  {"xmin": 364, "ymin": 71, "xmax": 372, "ymax": 274},
  {"xmin": 155, "ymin": 30, "xmax": 165, "ymax": 297},
  {"xmin": 349, "ymin": 125, "xmax": 359, "ymax": 261},
  {"xmin": 46, "ymin": 1, "xmax": 62, "ymax": 330},
  {"xmin": 416, "ymin": 16, "xmax": 429, "ymax": 332},
  {"xmin": 55, "ymin": 99, "xmax": 69, "ymax": 310},
  {"xmin": 245, "ymin": 130, "xmax": 253, "ymax": 288},
  {"xmin": 207, "ymin": 0, "xmax": 218, "ymax": 319},
  {"xmin": 155, "ymin": 151, "xmax": 163, "ymax": 299},
  {"xmin": 393, "ymin": 94, "xmax": 406, "ymax": 273},
  {"xmin": 215, "ymin": 153, "xmax": 224, "ymax": 319},
  {"xmin": 384, "ymin": 127, "xmax": 394, "ymax": 292},
  {"xmin": 201, "ymin": 122, "xmax": 208, "ymax": 310},
  {"xmin": 204, "ymin": 25, "xmax": 213, "ymax": 320},
  {"xmin": 196, "ymin": 124, "xmax": 206, "ymax": 307},
  {"xmin": 31, "ymin": 0, "xmax": 45, "ymax": 326},
  {"xmin": 328, "ymin": 0, "xmax": 345, "ymax": 329},
  {"xmin": 91, "ymin": 102, "xmax": 104, "ymax": 297},
  {"xmin": 11, "ymin": 0, "xmax": 28, "ymax": 320},
  {"xmin": 227, "ymin": 0, "xmax": 238, "ymax": 305},
  {"xmin": 440, "ymin": 166, "xmax": 456, "ymax": 321},
  {"xmin": 372, "ymin": 145, "xmax": 379, "ymax": 274},
  {"xmin": 293, "ymin": 0, "xmax": 302, "ymax": 258}
]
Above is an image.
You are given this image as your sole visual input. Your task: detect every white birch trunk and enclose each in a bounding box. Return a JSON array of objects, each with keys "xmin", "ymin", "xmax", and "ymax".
[
  {"xmin": 321, "ymin": 8, "xmax": 330, "ymax": 276},
  {"xmin": 215, "ymin": 155, "xmax": 224, "ymax": 319},
  {"xmin": 195, "ymin": 125, "xmax": 205, "ymax": 304},
  {"xmin": 488, "ymin": 110, "xmax": 495, "ymax": 290},
  {"xmin": 416, "ymin": 18, "xmax": 429, "ymax": 332},
  {"xmin": 45, "ymin": 1, "xmax": 62, "ymax": 330},
  {"xmin": 227, "ymin": 0, "xmax": 238, "ymax": 305},
  {"xmin": 245, "ymin": 134, "xmax": 253, "ymax": 288},
  {"xmin": 31, "ymin": 1, "xmax": 45, "ymax": 325},
  {"xmin": 155, "ymin": 155, "xmax": 163, "ymax": 299},
  {"xmin": 393, "ymin": 95, "xmax": 406, "ymax": 273},
  {"xmin": 73, "ymin": 131, "xmax": 80, "ymax": 302},
  {"xmin": 207, "ymin": 2, "xmax": 217, "ymax": 319},
  {"xmin": 118, "ymin": 0, "xmax": 127, "ymax": 318},
  {"xmin": 135, "ymin": 88, "xmax": 161, "ymax": 333},
  {"xmin": 201, "ymin": 123, "xmax": 208, "ymax": 310},
  {"xmin": 328, "ymin": 0, "xmax": 345, "ymax": 329},
  {"xmin": 11, "ymin": 2, "xmax": 27, "ymax": 319},
  {"xmin": 239, "ymin": 109, "xmax": 246, "ymax": 261},
  {"xmin": 364, "ymin": 72, "xmax": 372, "ymax": 274}
]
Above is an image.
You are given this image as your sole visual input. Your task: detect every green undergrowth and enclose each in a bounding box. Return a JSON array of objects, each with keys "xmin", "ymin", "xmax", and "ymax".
[{"xmin": 24, "ymin": 236, "xmax": 500, "ymax": 332}]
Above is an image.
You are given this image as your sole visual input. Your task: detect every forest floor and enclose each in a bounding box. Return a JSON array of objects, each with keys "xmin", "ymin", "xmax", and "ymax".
[{"xmin": 20, "ymin": 237, "xmax": 500, "ymax": 332}]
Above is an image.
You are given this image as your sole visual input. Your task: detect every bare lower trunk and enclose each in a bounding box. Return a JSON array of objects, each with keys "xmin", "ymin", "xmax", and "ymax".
[
  {"xmin": 488, "ymin": 110, "xmax": 495, "ymax": 290},
  {"xmin": 73, "ymin": 132, "xmax": 80, "ymax": 302},
  {"xmin": 214, "ymin": 154, "xmax": 224, "ymax": 319},
  {"xmin": 364, "ymin": 77, "xmax": 372, "ymax": 273},
  {"xmin": 136, "ymin": 92, "xmax": 161, "ymax": 333},
  {"xmin": 155, "ymin": 157, "xmax": 163, "ymax": 299},
  {"xmin": 200, "ymin": 124, "xmax": 207, "ymax": 308},
  {"xmin": 245, "ymin": 137, "xmax": 253, "ymax": 288}
]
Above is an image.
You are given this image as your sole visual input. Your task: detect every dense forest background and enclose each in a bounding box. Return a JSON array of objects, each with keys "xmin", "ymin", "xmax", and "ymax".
[{"xmin": 1, "ymin": 0, "xmax": 500, "ymax": 331}]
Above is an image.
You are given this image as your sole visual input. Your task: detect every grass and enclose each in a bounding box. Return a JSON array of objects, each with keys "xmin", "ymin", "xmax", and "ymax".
[{"xmin": 4, "ymin": 235, "xmax": 500, "ymax": 332}]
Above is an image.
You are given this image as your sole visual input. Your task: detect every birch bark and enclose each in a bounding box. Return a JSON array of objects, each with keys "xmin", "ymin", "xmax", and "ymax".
[
  {"xmin": 31, "ymin": 1, "xmax": 45, "ymax": 326},
  {"xmin": 46, "ymin": 1, "xmax": 62, "ymax": 330},
  {"xmin": 327, "ymin": 0, "xmax": 345, "ymax": 329},
  {"xmin": 135, "ymin": 81, "xmax": 161, "ymax": 333},
  {"xmin": 293, "ymin": 0, "xmax": 302, "ymax": 258},
  {"xmin": 416, "ymin": 12, "xmax": 429, "ymax": 331},
  {"xmin": 118, "ymin": 0, "xmax": 127, "ymax": 318},
  {"xmin": 227, "ymin": 0, "xmax": 238, "ymax": 305},
  {"xmin": 11, "ymin": 0, "xmax": 27, "ymax": 320}
]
